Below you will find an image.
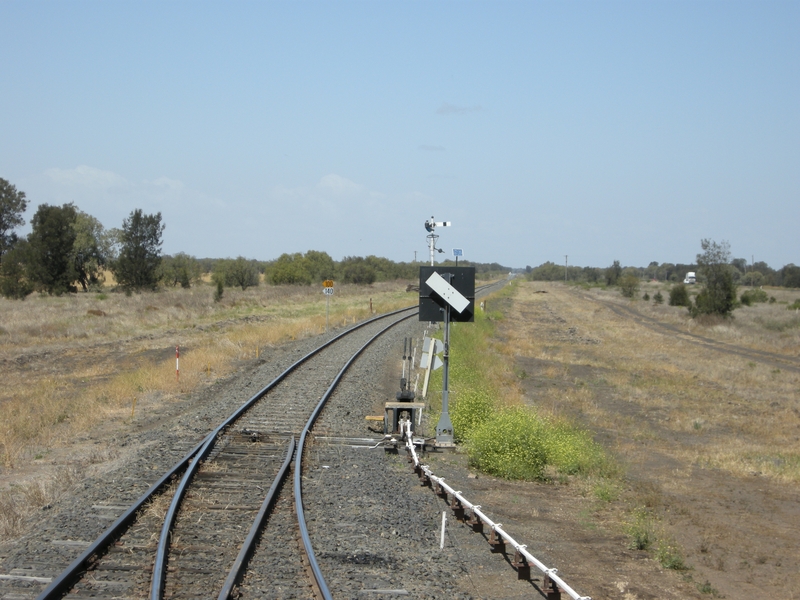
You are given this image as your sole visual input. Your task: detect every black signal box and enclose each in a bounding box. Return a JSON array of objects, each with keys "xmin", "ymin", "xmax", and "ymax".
[{"xmin": 418, "ymin": 266, "xmax": 475, "ymax": 322}]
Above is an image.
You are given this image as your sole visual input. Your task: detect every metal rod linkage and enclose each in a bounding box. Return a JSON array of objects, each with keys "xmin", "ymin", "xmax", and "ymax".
[{"xmin": 400, "ymin": 421, "xmax": 591, "ymax": 600}]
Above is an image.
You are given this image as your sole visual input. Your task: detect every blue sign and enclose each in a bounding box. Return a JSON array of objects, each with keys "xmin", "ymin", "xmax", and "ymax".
[{"xmin": 453, "ymin": 248, "xmax": 463, "ymax": 257}]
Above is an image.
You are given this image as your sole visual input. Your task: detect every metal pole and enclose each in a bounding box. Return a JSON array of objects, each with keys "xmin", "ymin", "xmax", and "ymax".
[
  {"xmin": 436, "ymin": 292, "xmax": 454, "ymax": 445},
  {"xmin": 428, "ymin": 233, "xmax": 438, "ymax": 266}
]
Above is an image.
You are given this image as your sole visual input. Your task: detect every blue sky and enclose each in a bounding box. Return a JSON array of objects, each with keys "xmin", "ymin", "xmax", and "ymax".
[{"xmin": 2, "ymin": 1, "xmax": 797, "ymax": 269}]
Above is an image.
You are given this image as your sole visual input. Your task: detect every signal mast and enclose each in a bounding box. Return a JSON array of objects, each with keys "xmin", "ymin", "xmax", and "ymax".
[{"xmin": 424, "ymin": 216, "xmax": 451, "ymax": 265}]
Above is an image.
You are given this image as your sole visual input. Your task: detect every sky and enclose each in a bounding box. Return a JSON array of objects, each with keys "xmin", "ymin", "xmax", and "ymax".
[{"xmin": 1, "ymin": 1, "xmax": 798, "ymax": 269}]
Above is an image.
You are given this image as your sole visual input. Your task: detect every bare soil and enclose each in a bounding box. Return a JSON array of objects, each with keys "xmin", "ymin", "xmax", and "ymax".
[{"xmin": 422, "ymin": 282, "xmax": 799, "ymax": 599}]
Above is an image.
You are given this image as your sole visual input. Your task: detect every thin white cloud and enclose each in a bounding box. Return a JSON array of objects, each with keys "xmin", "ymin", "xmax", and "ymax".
[
  {"xmin": 436, "ymin": 102, "xmax": 482, "ymax": 115},
  {"xmin": 317, "ymin": 173, "xmax": 364, "ymax": 195},
  {"xmin": 149, "ymin": 176, "xmax": 185, "ymax": 191},
  {"xmin": 45, "ymin": 165, "xmax": 128, "ymax": 189},
  {"xmin": 419, "ymin": 145, "xmax": 446, "ymax": 152}
]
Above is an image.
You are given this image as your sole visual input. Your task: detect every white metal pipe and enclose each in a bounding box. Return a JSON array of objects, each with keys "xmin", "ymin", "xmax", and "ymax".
[{"xmin": 402, "ymin": 426, "xmax": 590, "ymax": 600}]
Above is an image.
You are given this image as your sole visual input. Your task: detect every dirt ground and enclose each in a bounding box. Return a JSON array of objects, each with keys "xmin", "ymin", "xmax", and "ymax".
[{"xmin": 422, "ymin": 281, "xmax": 798, "ymax": 599}]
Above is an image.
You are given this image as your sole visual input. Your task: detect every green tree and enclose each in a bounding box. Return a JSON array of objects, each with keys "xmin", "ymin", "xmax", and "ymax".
[
  {"xmin": 0, "ymin": 178, "xmax": 28, "ymax": 262},
  {"xmin": 71, "ymin": 210, "xmax": 112, "ymax": 291},
  {"xmin": 668, "ymin": 283, "xmax": 691, "ymax": 307},
  {"xmin": 161, "ymin": 253, "xmax": 201, "ymax": 288},
  {"xmin": 692, "ymin": 239, "xmax": 737, "ymax": 317},
  {"xmin": 269, "ymin": 253, "xmax": 312, "ymax": 285},
  {"xmin": 304, "ymin": 250, "xmax": 335, "ymax": 282},
  {"xmin": 605, "ymin": 260, "xmax": 622, "ymax": 286},
  {"xmin": 27, "ymin": 203, "xmax": 79, "ymax": 295},
  {"xmin": 338, "ymin": 256, "xmax": 376, "ymax": 284},
  {"xmin": 0, "ymin": 241, "xmax": 33, "ymax": 299},
  {"xmin": 112, "ymin": 209, "xmax": 164, "ymax": 290},
  {"xmin": 741, "ymin": 271, "xmax": 764, "ymax": 287},
  {"xmin": 619, "ymin": 273, "xmax": 640, "ymax": 298},
  {"xmin": 779, "ymin": 264, "xmax": 800, "ymax": 288},
  {"xmin": 225, "ymin": 256, "xmax": 260, "ymax": 290}
]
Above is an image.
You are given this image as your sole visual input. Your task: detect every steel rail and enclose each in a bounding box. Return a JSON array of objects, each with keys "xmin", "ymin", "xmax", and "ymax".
[
  {"xmin": 402, "ymin": 421, "xmax": 591, "ymax": 600},
  {"xmin": 295, "ymin": 311, "xmax": 419, "ymax": 600},
  {"xmin": 217, "ymin": 436, "xmax": 296, "ymax": 600},
  {"xmin": 34, "ymin": 437, "xmax": 207, "ymax": 600},
  {"xmin": 150, "ymin": 305, "xmax": 416, "ymax": 600},
  {"xmin": 32, "ymin": 306, "xmax": 412, "ymax": 600}
]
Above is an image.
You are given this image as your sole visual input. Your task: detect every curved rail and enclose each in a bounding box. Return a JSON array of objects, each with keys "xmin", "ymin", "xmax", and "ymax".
[
  {"xmin": 217, "ymin": 436, "xmax": 296, "ymax": 600},
  {"xmin": 37, "ymin": 306, "xmax": 415, "ymax": 600},
  {"xmin": 34, "ymin": 437, "xmax": 206, "ymax": 600},
  {"xmin": 149, "ymin": 305, "xmax": 417, "ymax": 599},
  {"xmin": 294, "ymin": 311, "xmax": 418, "ymax": 599}
]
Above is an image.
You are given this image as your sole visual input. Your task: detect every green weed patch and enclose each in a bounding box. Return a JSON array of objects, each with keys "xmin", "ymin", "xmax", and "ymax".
[{"xmin": 428, "ymin": 287, "xmax": 612, "ymax": 481}]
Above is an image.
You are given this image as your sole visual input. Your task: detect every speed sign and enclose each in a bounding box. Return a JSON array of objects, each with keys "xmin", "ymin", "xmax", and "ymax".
[{"xmin": 323, "ymin": 287, "xmax": 334, "ymax": 296}]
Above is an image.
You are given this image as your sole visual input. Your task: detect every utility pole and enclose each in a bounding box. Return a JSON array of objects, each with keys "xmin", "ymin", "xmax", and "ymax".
[{"xmin": 565, "ymin": 255, "xmax": 568, "ymax": 282}]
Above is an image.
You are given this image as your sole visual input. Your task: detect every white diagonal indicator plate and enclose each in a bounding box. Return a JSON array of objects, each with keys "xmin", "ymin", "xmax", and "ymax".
[{"xmin": 426, "ymin": 271, "xmax": 470, "ymax": 313}]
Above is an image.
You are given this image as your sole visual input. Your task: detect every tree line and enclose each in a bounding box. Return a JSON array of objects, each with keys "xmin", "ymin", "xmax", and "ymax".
[
  {"xmin": 1, "ymin": 178, "xmax": 164, "ymax": 298},
  {"xmin": 525, "ymin": 257, "xmax": 800, "ymax": 289},
  {"xmin": 0, "ymin": 177, "xmax": 512, "ymax": 299},
  {"xmin": 525, "ymin": 238, "xmax": 799, "ymax": 318}
]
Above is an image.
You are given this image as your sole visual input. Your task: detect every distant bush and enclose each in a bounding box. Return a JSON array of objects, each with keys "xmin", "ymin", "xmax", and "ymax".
[
  {"xmin": 619, "ymin": 274, "xmax": 640, "ymax": 298},
  {"xmin": 740, "ymin": 288, "xmax": 768, "ymax": 306},
  {"xmin": 0, "ymin": 244, "xmax": 33, "ymax": 299},
  {"xmin": 269, "ymin": 253, "xmax": 312, "ymax": 285},
  {"xmin": 788, "ymin": 299, "xmax": 800, "ymax": 311},
  {"xmin": 692, "ymin": 239, "xmax": 737, "ymax": 317},
  {"xmin": 668, "ymin": 283, "xmax": 691, "ymax": 307},
  {"xmin": 653, "ymin": 291, "xmax": 664, "ymax": 305},
  {"xmin": 642, "ymin": 292, "xmax": 650, "ymax": 301},
  {"xmin": 605, "ymin": 260, "xmax": 622, "ymax": 286},
  {"xmin": 338, "ymin": 256, "xmax": 376, "ymax": 285}
]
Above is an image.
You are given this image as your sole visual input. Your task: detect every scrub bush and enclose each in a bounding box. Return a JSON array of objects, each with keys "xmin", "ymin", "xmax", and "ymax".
[
  {"xmin": 668, "ymin": 283, "xmax": 691, "ymax": 307},
  {"xmin": 740, "ymin": 288, "xmax": 768, "ymax": 305}
]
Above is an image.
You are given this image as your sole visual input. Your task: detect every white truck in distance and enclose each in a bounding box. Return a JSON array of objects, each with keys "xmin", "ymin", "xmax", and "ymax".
[{"xmin": 684, "ymin": 272, "xmax": 696, "ymax": 284}]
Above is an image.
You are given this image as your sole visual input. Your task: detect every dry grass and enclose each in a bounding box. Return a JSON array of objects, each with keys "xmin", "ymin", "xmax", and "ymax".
[
  {"xmin": 0, "ymin": 281, "xmax": 414, "ymax": 471},
  {"xmin": 0, "ymin": 464, "xmax": 83, "ymax": 538},
  {"xmin": 634, "ymin": 281, "xmax": 800, "ymax": 355},
  {"xmin": 503, "ymin": 281, "xmax": 800, "ymax": 484}
]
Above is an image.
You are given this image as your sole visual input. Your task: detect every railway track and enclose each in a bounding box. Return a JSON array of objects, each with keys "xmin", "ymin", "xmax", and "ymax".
[
  {"xmin": 1, "ymin": 278, "xmax": 511, "ymax": 600},
  {"xmin": 31, "ymin": 307, "xmax": 417, "ymax": 600}
]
